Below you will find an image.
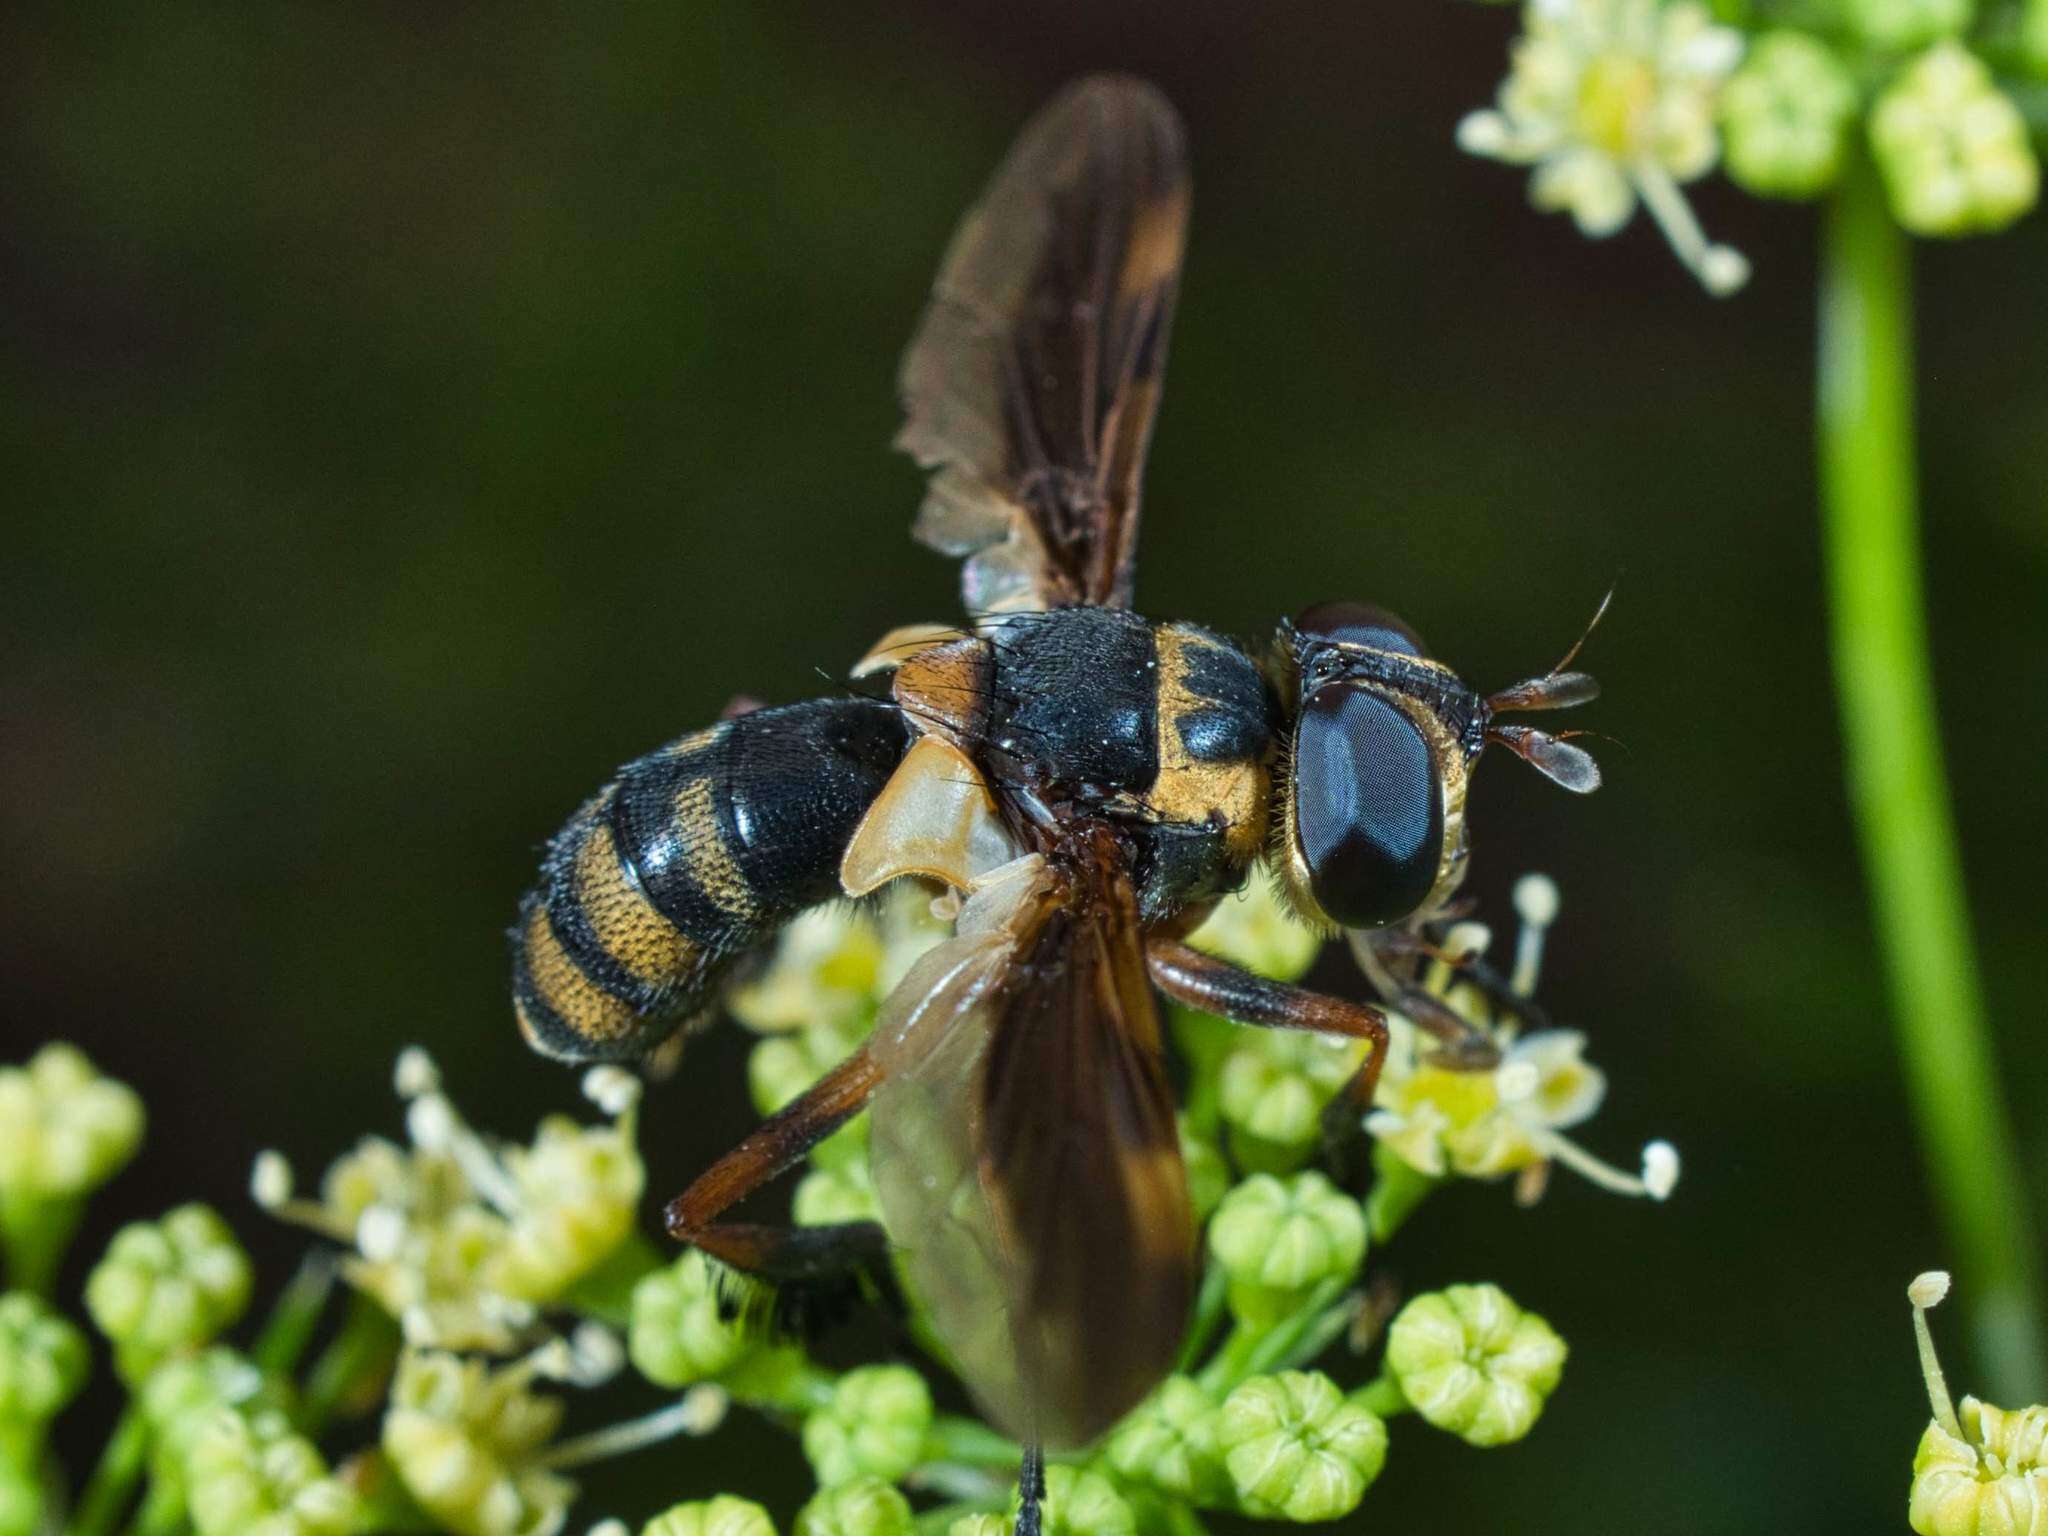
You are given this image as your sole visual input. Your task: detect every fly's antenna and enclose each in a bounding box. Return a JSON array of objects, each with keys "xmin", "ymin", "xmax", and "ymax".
[{"xmin": 1482, "ymin": 586, "xmax": 1613, "ymax": 794}]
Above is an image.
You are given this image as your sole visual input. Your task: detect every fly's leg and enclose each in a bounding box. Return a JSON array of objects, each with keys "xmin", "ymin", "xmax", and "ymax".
[
  {"xmin": 1147, "ymin": 939, "xmax": 1394, "ymax": 1172},
  {"xmin": 662, "ymin": 1047, "xmax": 895, "ymax": 1328},
  {"xmin": 1016, "ymin": 1442, "xmax": 1046, "ymax": 1536}
]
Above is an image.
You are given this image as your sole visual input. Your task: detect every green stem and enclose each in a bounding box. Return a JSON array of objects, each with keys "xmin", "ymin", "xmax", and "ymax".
[
  {"xmin": 0, "ymin": 1194, "xmax": 86, "ymax": 1300},
  {"xmin": 1350, "ymin": 1374, "xmax": 1408, "ymax": 1419},
  {"xmin": 924, "ymin": 1415, "xmax": 1022, "ymax": 1468},
  {"xmin": 251, "ymin": 1253, "xmax": 336, "ymax": 1379},
  {"xmin": 122, "ymin": 1474, "xmax": 188, "ymax": 1536},
  {"xmin": 64, "ymin": 1407, "xmax": 148, "ymax": 1536},
  {"xmin": 1818, "ymin": 149, "xmax": 2044, "ymax": 1401},
  {"xmin": 299, "ymin": 1293, "xmax": 400, "ymax": 1437},
  {"xmin": 1174, "ymin": 1263, "xmax": 1230, "ymax": 1374}
]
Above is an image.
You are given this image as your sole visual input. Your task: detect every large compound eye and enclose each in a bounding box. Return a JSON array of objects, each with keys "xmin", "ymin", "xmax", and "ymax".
[
  {"xmin": 1292, "ymin": 684, "xmax": 1442, "ymax": 928},
  {"xmin": 1292, "ymin": 600, "xmax": 1427, "ymax": 658}
]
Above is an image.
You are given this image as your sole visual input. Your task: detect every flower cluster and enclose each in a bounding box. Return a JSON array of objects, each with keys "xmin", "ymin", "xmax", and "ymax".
[
  {"xmin": 1904, "ymin": 1271, "xmax": 2048, "ymax": 1536},
  {"xmin": 255, "ymin": 1051, "xmax": 645, "ymax": 1351},
  {"xmin": 1459, "ymin": 0, "xmax": 2044, "ymax": 289},
  {"xmin": 0, "ymin": 857, "xmax": 1672, "ymax": 1536}
]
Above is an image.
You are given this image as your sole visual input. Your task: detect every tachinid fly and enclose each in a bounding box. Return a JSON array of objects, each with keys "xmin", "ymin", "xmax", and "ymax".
[{"xmin": 509, "ymin": 75, "xmax": 1603, "ymax": 1532}]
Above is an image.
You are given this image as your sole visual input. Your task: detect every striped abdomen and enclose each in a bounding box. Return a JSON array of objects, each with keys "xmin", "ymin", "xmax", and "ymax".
[{"xmin": 513, "ymin": 698, "xmax": 910, "ymax": 1062}]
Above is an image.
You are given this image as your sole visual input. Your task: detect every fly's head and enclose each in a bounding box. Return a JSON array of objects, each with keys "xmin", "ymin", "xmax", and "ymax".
[{"xmin": 1274, "ymin": 599, "xmax": 1602, "ymax": 932}]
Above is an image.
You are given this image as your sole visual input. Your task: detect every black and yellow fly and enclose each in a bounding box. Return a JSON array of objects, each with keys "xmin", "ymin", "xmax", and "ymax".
[{"xmin": 509, "ymin": 75, "xmax": 1601, "ymax": 1530}]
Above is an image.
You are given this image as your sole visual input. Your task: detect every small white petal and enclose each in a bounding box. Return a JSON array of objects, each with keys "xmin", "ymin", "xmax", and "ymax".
[
  {"xmin": 1910, "ymin": 1271, "xmax": 1953, "ymax": 1309},
  {"xmin": 394, "ymin": 1047, "xmax": 440, "ymax": 1099},
  {"xmin": 406, "ymin": 1094, "xmax": 458, "ymax": 1151},
  {"xmin": 570, "ymin": 1322, "xmax": 626, "ymax": 1385},
  {"xmin": 588, "ymin": 1523, "xmax": 632, "ymax": 1536},
  {"xmin": 1495, "ymin": 1060, "xmax": 1543, "ymax": 1103},
  {"xmin": 530, "ymin": 1338, "xmax": 578, "ymax": 1380},
  {"xmin": 1458, "ymin": 110, "xmax": 1515, "ymax": 158},
  {"xmin": 1641, "ymin": 1139, "xmax": 1681, "ymax": 1200},
  {"xmin": 249, "ymin": 1150, "xmax": 293, "ymax": 1209},
  {"xmin": 357, "ymin": 1205, "xmax": 407, "ymax": 1262},
  {"xmin": 581, "ymin": 1066, "xmax": 641, "ymax": 1117}
]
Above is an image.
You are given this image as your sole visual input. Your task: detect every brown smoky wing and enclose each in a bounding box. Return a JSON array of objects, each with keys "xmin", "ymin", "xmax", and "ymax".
[
  {"xmin": 897, "ymin": 75, "xmax": 1190, "ymax": 616},
  {"xmin": 866, "ymin": 855, "xmax": 1193, "ymax": 1451},
  {"xmin": 977, "ymin": 867, "xmax": 1194, "ymax": 1448}
]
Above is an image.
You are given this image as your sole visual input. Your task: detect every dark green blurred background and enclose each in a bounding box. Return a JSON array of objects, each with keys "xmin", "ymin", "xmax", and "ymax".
[{"xmin": 7, "ymin": 2, "xmax": 2048, "ymax": 1530}]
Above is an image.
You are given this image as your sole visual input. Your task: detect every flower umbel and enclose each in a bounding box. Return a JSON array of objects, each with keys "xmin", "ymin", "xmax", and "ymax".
[
  {"xmin": 85, "ymin": 1203, "xmax": 253, "ymax": 1380},
  {"xmin": 1363, "ymin": 884, "xmax": 1680, "ymax": 1202},
  {"xmin": 185, "ymin": 1408, "xmax": 362, "ymax": 1536},
  {"xmin": 1459, "ymin": 0, "xmax": 1750, "ymax": 293},
  {"xmin": 1869, "ymin": 42, "xmax": 2039, "ymax": 237},
  {"xmin": 1384, "ymin": 1284, "xmax": 1566, "ymax": 1447},
  {"xmin": 259, "ymin": 1052, "xmax": 643, "ymax": 1352},
  {"xmin": 800, "ymin": 1365, "xmax": 932, "ymax": 1488},
  {"xmin": 1215, "ymin": 1371, "xmax": 1387, "ymax": 1522},
  {"xmin": 0, "ymin": 1043, "xmax": 144, "ymax": 1205},
  {"xmin": 382, "ymin": 1348, "xmax": 574, "ymax": 1536},
  {"xmin": 0, "ymin": 1291, "xmax": 87, "ymax": 1426},
  {"xmin": 1906, "ymin": 1271, "xmax": 2048, "ymax": 1536}
]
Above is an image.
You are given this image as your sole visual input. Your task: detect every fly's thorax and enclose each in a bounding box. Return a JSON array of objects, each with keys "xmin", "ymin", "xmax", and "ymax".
[{"xmin": 1273, "ymin": 604, "xmax": 1486, "ymax": 933}]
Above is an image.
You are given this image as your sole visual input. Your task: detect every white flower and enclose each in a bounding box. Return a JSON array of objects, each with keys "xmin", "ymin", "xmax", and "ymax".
[
  {"xmin": 1459, "ymin": 0, "xmax": 1751, "ymax": 293},
  {"xmin": 258, "ymin": 1050, "xmax": 643, "ymax": 1352},
  {"xmin": 1362, "ymin": 880, "xmax": 1679, "ymax": 1200}
]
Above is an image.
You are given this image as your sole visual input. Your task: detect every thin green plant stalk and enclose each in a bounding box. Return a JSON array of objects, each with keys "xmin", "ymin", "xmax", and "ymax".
[{"xmin": 1818, "ymin": 147, "xmax": 2044, "ymax": 1401}]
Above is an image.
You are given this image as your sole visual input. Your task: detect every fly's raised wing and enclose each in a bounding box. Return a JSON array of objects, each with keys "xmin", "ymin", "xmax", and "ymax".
[
  {"xmin": 898, "ymin": 76, "xmax": 1190, "ymax": 617},
  {"xmin": 867, "ymin": 854, "xmax": 1193, "ymax": 1450}
]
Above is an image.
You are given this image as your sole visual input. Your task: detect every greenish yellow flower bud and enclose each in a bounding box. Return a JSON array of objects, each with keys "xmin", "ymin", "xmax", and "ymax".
[
  {"xmin": 139, "ymin": 1347, "xmax": 291, "ymax": 1496},
  {"xmin": 1385, "ymin": 1284, "xmax": 1565, "ymax": 1447},
  {"xmin": 382, "ymin": 1350, "xmax": 573, "ymax": 1536},
  {"xmin": 643, "ymin": 1496, "xmax": 778, "ymax": 1536},
  {"xmin": 1208, "ymin": 1172, "xmax": 1366, "ymax": 1322},
  {"xmin": 0, "ymin": 1292, "xmax": 87, "ymax": 1425},
  {"xmin": 1847, "ymin": 0, "xmax": 1971, "ymax": 52},
  {"xmin": 801, "ymin": 1365, "xmax": 932, "ymax": 1487},
  {"xmin": 86, "ymin": 1204, "xmax": 252, "ymax": 1379},
  {"xmin": 0, "ymin": 1043, "xmax": 143, "ymax": 1201},
  {"xmin": 1216, "ymin": 1372, "xmax": 1385, "ymax": 1523},
  {"xmin": 1721, "ymin": 33, "xmax": 1858, "ymax": 198},
  {"xmin": 792, "ymin": 1159, "xmax": 880, "ymax": 1228},
  {"xmin": 1911, "ymin": 1398, "xmax": 2048, "ymax": 1534},
  {"xmin": 1871, "ymin": 44, "xmax": 2040, "ymax": 235},
  {"xmin": 628, "ymin": 1251, "xmax": 755, "ymax": 1389},
  {"xmin": 485, "ymin": 1115, "xmax": 644, "ymax": 1303},
  {"xmin": 186, "ymin": 1409, "xmax": 362, "ymax": 1536},
  {"xmin": 1217, "ymin": 1031, "xmax": 1363, "ymax": 1159},
  {"xmin": 1103, "ymin": 1374, "xmax": 1226, "ymax": 1504},
  {"xmin": 1010, "ymin": 1468, "xmax": 1133, "ymax": 1536},
  {"xmin": 1187, "ymin": 866, "xmax": 1321, "ymax": 982},
  {"xmin": 793, "ymin": 1477, "xmax": 913, "ymax": 1536}
]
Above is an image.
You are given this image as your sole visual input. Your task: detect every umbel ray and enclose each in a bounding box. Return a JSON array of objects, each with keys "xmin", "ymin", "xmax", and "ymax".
[{"xmin": 509, "ymin": 74, "xmax": 1602, "ymax": 1532}]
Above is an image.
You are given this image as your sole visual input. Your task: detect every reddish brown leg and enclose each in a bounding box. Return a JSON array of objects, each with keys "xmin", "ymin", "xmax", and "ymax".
[
  {"xmin": 1147, "ymin": 939, "xmax": 1392, "ymax": 1153},
  {"xmin": 663, "ymin": 1046, "xmax": 887, "ymax": 1286}
]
